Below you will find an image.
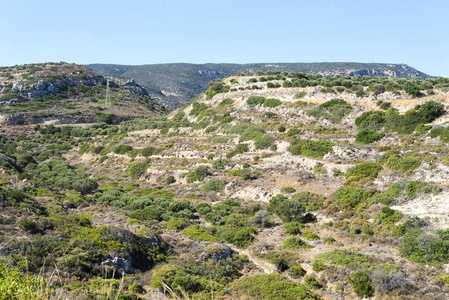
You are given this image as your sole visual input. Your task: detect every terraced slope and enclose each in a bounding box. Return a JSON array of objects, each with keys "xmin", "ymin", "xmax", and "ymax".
[{"xmin": 1, "ymin": 71, "xmax": 449, "ymax": 299}]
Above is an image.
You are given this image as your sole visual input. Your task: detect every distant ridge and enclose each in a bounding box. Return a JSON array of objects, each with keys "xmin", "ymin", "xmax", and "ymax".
[{"xmin": 87, "ymin": 62, "xmax": 431, "ymax": 109}]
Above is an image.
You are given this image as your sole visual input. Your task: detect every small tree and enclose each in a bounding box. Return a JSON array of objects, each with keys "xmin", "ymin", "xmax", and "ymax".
[{"xmin": 73, "ymin": 178, "xmax": 99, "ymax": 195}]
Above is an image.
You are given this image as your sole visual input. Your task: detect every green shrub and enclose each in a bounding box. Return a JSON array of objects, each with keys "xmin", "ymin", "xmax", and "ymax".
[
  {"xmin": 307, "ymin": 99, "xmax": 352, "ymax": 123},
  {"xmin": 97, "ymin": 113, "xmax": 114, "ymax": 124},
  {"xmin": 384, "ymin": 180, "xmax": 440, "ymax": 200},
  {"xmin": 218, "ymin": 98, "xmax": 235, "ymax": 107},
  {"xmin": 226, "ymin": 143, "xmax": 249, "ymax": 158},
  {"xmin": 380, "ymin": 102, "xmax": 391, "ymax": 110},
  {"xmin": 287, "ymin": 266, "xmax": 306, "ymax": 278},
  {"xmin": 255, "ymin": 135, "xmax": 274, "ymax": 150},
  {"xmin": 165, "ymin": 218, "xmax": 191, "ymax": 230},
  {"xmin": 212, "ymin": 158, "xmax": 229, "ymax": 170},
  {"xmin": 283, "ymin": 237, "xmax": 311, "ymax": 249},
  {"xmin": 323, "ymin": 237, "xmax": 336, "ymax": 244},
  {"xmin": 232, "ymin": 274, "xmax": 320, "ymax": 300},
  {"xmin": 114, "ymin": 144, "xmax": 133, "ymax": 154},
  {"xmin": 127, "ymin": 162, "xmax": 147, "ymax": 179},
  {"xmin": 355, "ymin": 130, "xmax": 385, "ymax": 144},
  {"xmin": 196, "ymin": 203, "xmax": 212, "ymax": 216},
  {"xmin": 385, "ymin": 101, "xmax": 444, "ymax": 134},
  {"xmin": 331, "ymin": 186, "xmax": 372, "ymax": 212},
  {"xmin": 302, "ymin": 230, "xmax": 320, "ymax": 240},
  {"xmin": 181, "ymin": 225, "xmax": 217, "ymax": 242},
  {"xmin": 263, "ymin": 98, "xmax": 282, "ymax": 107},
  {"xmin": 205, "ymin": 126, "xmax": 218, "ymax": 133},
  {"xmin": 288, "ymin": 139, "xmax": 333, "ymax": 158},
  {"xmin": 187, "ymin": 165, "xmax": 208, "ymax": 183},
  {"xmin": 278, "ymin": 125, "xmax": 286, "ymax": 132},
  {"xmin": 284, "ymin": 221, "xmax": 306, "ymax": 235},
  {"xmin": 348, "ymin": 270, "xmax": 373, "ymax": 297},
  {"xmin": 415, "ymin": 124, "xmax": 432, "ymax": 135},
  {"xmin": 399, "ymin": 228, "xmax": 449, "ymax": 264},
  {"xmin": 313, "ymin": 249, "xmax": 370, "ymax": 270},
  {"xmin": 378, "ymin": 151, "xmax": 421, "ymax": 174},
  {"xmin": 304, "ymin": 276, "xmax": 323, "ymax": 290},
  {"xmin": 200, "ymin": 179, "xmax": 226, "ymax": 193},
  {"xmin": 313, "ymin": 163, "xmax": 326, "ymax": 174},
  {"xmin": 428, "ymin": 126, "xmax": 449, "ymax": 142},
  {"xmin": 190, "ymin": 103, "xmax": 209, "ymax": 116},
  {"xmin": 246, "ymin": 96, "xmax": 265, "ymax": 107},
  {"xmin": 287, "ymin": 128, "xmax": 300, "ymax": 136},
  {"xmin": 294, "ymin": 92, "xmax": 307, "ymax": 99},
  {"xmin": 355, "ymin": 111, "xmax": 386, "ymax": 131},
  {"xmin": 0, "ymin": 263, "xmax": 49, "ymax": 299},
  {"xmin": 78, "ymin": 143, "xmax": 90, "ymax": 155},
  {"xmin": 346, "ymin": 162, "xmax": 383, "ymax": 178},
  {"xmin": 73, "ymin": 178, "xmax": 99, "ymax": 195},
  {"xmin": 19, "ymin": 219, "xmax": 37, "ymax": 231},
  {"xmin": 281, "ymin": 187, "xmax": 296, "ymax": 194}
]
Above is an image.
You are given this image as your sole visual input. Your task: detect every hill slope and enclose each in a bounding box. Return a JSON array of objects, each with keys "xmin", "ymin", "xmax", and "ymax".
[
  {"xmin": 0, "ymin": 62, "xmax": 164, "ymax": 125},
  {"xmin": 1, "ymin": 70, "xmax": 449, "ymax": 299},
  {"xmin": 88, "ymin": 62, "xmax": 431, "ymax": 109}
]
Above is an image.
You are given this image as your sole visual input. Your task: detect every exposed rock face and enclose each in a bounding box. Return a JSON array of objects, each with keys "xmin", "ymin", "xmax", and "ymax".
[
  {"xmin": 13, "ymin": 75, "xmax": 107, "ymax": 98},
  {"xmin": 198, "ymin": 245, "xmax": 233, "ymax": 262},
  {"xmin": 101, "ymin": 257, "xmax": 135, "ymax": 274}
]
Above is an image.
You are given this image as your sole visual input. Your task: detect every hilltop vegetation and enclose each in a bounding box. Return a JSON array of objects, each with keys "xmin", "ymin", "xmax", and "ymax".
[
  {"xmin": 1, "ymin": 68, "xmax": 449, "ymax": 299},
  {"xmin": 88, "ymin": 62, "xmax": 432, "ymax": 109}
]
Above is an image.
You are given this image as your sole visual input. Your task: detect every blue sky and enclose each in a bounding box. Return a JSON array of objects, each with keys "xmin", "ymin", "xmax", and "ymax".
[{"xmin": 1, "ymin": 0, "xmax": 448, "ymax": 76}]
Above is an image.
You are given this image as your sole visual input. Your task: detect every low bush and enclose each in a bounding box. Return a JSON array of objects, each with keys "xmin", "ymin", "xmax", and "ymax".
[
  {"xmin": 255, "ymin": 135, "xmax": 274, "ymax": 150},
  {"xmin": 346, "ymin": 162, "xmax": 383, "ymax": 178},
  {"xmin": 212, "ymin": 158, "xmax": 229, "ymax": 170},
  {"xmin": 283, "ymin": 237, "xmax": 311, "ymax": 249},
  {"xmin": 200, "ymin": 179, "xmax": 226, "ymax": 193},
  {"xmin": 294, "ymin": 91, "xmax": 307, "ymax": 99},
  {"xmin": 232, "ymin": 274, "xmax": 320, "ymax": 300},
  {"xmin": 246, "ymin": 96, "xmax": 265, "ymax": 108},
  {"xmin": 355, "ymin": 130, "xmax": 385, "ymax": 144},
  {"xmin": 181, "ymin": 225, "xmax": 217, "ymax": 242},
  {"xmin": 263, "ymin": 98, "xmax": 282, "ymax": 107},
  {"xmin": 313, "ymin": 249, "xmax": 370, "ymax": 270},
  {"xmin": 187, "ymin": 165, "xmax": 208, "ymax": 183},
  {"xmin": 226, "ymin": 143, "xmax": 249, "ymax": 158},
  {"xmin": 287, "ymin": 266, "xmax": 307, "ymax": 278},
  {"xmin": 127, "ymin": 162, "xmax": 147, "ymax": 179},
  {"xmin": 348, "ymin": 270, "xmax": 373, "ymax": 297},
  {"xmin": 288, "ymin": 139, "xmax": 333, "ymax": 158},
  {"xmin": 355, "ymin": 111, "xmax": 386, "ymax": 131},
  {"xmin": 378, "ymin": 151, "xmax": 421, "ymax": 174},
  {"xmin": 114, "ymin": 144, "xmax": 133, "ymax": 154},
  {"xmin": 218, "ymin": 98, "xmax": 235, "ymax": 107},
  {"xmin": 399, "ymin": 228, "xmax": 449, "ymax": 264},
  {"xmin": 304, "ymin": 276, "xmax": 323, "ymax": 290}
]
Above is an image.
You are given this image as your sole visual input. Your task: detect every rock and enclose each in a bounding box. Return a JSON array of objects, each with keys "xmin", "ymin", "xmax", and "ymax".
[{"xmin": 101, "ymin": 257, "xmax": 134, "ymax": 274}]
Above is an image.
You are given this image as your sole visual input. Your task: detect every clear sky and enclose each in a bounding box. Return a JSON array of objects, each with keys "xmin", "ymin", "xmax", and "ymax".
[{"xmin": 1, "ymin": 0, "xmax": 448, "ymax": 77}]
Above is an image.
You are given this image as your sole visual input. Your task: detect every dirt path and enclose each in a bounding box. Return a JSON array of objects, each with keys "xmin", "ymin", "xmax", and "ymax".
[{"xmin": 228, "ymin": 245, "xmax": 277, "ymax": 274}]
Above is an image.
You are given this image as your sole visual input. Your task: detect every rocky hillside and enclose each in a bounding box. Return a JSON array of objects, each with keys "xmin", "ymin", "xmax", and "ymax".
[
  {"xmin": 0, "ymin": 63, "xmax": 164, "ymax": 126},
  {"xmin": 1, "ymin": 71, "xmax": 449, "ymax": 299},
  {"xmin": 88, "ymin": 62, "xmax": 431, "ymax": 109}
]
